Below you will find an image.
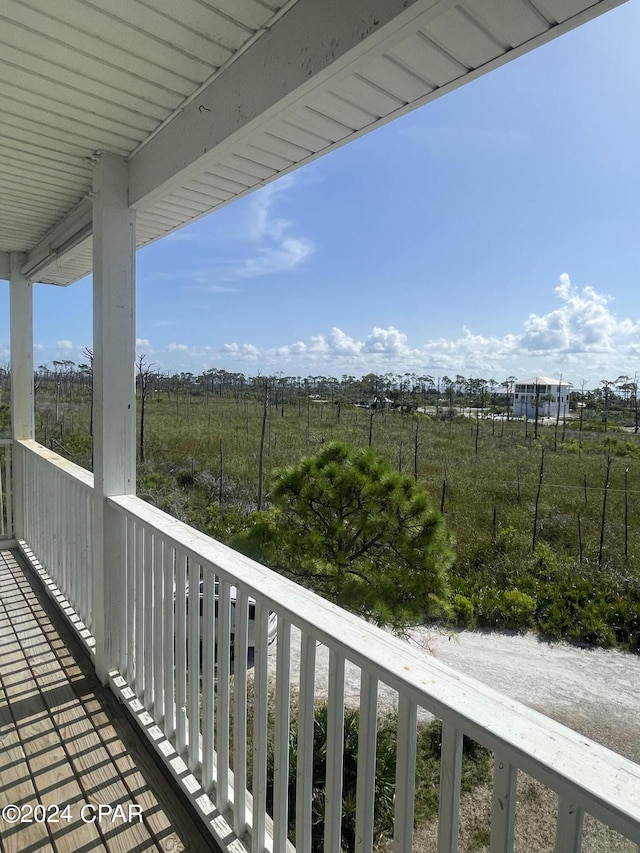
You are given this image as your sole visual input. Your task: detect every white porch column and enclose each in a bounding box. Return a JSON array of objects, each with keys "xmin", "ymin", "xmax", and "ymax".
[
  {"xmin": 9, "ymin": 252, "xmax": 34, "ymax": 539},
  {"xmin": 92, "ymin": 153, "xmax": 136, "ymax": 683}
]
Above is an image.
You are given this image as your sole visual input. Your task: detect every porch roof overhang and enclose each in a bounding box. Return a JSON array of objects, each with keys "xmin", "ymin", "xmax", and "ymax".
[{"xmin": 0, "ymin": 0, "xmax": 628, "ymax": 286}]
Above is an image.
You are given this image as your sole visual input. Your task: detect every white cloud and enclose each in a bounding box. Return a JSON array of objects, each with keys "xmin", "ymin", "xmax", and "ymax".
[
  {"xmin": 217, "ymin": 276, "xmax": 640, "ymax": 382},
  {"xmin": 521, "ymin": 273, "xmax": 621, "ymax": 354},
  {"xmin": 222, "ymin": 342, "xmax": 261, "ymax": 359},
  {"xmin": 29, "ymin": 276, "xmax": 636, "ymax": 384},
  {"xmin": 233, "ymin": 176, "xmax": 314, "ymax": 279},
  {"xmin": 222, "ymin": 326, "xmax": 421, "ymax": 372},
  {"xmin": 197, "ymin": 284, "xmax": 239, "ymax": 293},
  {"xmin": 149, "ymin": 175, "xmax": 314, "ymax": 291},
  {"xmin": 363, "ymin": 326, "xmax": 410, "ymax": 355}
]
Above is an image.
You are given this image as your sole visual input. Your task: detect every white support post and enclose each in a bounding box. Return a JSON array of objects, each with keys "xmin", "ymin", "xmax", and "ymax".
[
  {"xmin": 554, "ymin": 798, "xmax": 583, "ymax": 853},
  {"xmin": 491, "ymin": 757, "xmax": 517, "ymax": 853},
  {"xmin": 92, "ymin": 152, "xmax": 136, "ymax": 683},
  {"xmin": 9, "ymin": 252, "xmax": 34, "ymax": 540},
  {"xmin": 438, "ymin": 723, "xmax": 463, "ymax": 853}
]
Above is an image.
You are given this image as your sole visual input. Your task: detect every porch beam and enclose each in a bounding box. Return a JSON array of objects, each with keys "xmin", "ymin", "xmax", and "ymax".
[
  {"xmin": 9, "ymin": 252, "xmax": 34, "ymax": 539},
  {"xmin": 128, "ymin": 0, "xmax": 448, "ymax": 209},
  {"xmin": 20, "ymin": 198, "xmax": 93, "ymax": 284},
  {"xmin": 92, "ymin": 152, "xmax": 136, "ymax": 683},
  {"xmin": 128, "ymin": 0, "xmax": 627, "ymax": 213}
]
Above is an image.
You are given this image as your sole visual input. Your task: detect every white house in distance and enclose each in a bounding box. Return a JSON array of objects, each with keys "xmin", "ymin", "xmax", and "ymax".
[{"xmin": 513, "ymin": 377, "xmax": 572, "ymax": 419}]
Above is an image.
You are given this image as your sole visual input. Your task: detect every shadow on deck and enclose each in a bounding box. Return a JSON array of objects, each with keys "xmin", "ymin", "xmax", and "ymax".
[{"xmin": 0, "ymin": 548, "xmax": 215, "ymax": 853}]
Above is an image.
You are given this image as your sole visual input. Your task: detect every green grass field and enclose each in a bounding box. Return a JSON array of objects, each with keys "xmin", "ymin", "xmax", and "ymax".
[{"xmin": 35, "ymin": 387, "xmax": 640, "ymax": 650}]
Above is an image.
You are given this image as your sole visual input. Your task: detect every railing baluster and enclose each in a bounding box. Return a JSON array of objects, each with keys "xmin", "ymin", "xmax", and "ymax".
[
  {"xmin": 20, "ymin": 446, "xmax": 25, "ymax": 538},
  {"xmin": 134, "ymin": 521, "xmax": 145, "ymax": 697},
  {"xmin": 62, "ymin": 470, "xmax": 69, "ymax": 598},
  {"xmin": 78, "ymin": 479, "xmax": 85, "ymax": 616},
  {"xmin": 44, "ymin": 458, "xmax": 51, "ymax": 573},
  {"xmin": 69, "ymin": 481, "xmax": 77, "ymax": 611},
  {"xmin": 216, "ymin": 578, "xmax": 232, "ymax": 809},
  {"xmin": 233, "ymin": 587, "xmax": 250, "ymax": 839},
  {"xmin": 67, "ymin": 480, "xmax": 78, "ymax": 613},
  {"xmin": 273, "ymin": 615, "xmax": 291, "ymax": 853},
  {"xmin": 61, "ymin": 470, "xmax": 67, "ymax": 591},
  {"xmin": 252, "ymin": 603, "xmax": 269, "ymax": 853},
  {"xmin": 65, "ymin": 474, "xmax": 71, "ymax": 599},
  {"xmin": 86, "ymin": 484, "xmax": 93, "ymax": 633},
  {"xmin": 394, "ymin": 695, "xmax": 418, "ymax": 853},
  {"xmin": 2, "ymin": 444, "xmax": 7, "ymax": 535},
  {"xmin": 153, "ymin": 536, "xmax": 164, "ymax": 719},
  {"xmin": 2, "ymin": 445, "xmax": 7, "ymax": 535},
  {"xmin": 124, "ymin": 517, "xmax": 133, "ymax": 680},
  {"xmin": 201, "ymin": 569, "xmax": 216, "ymax": 791},
  {"xmin": 56, "ymin": 468, "xmax": 63, "ymax": 587},
  {"xmin": 296, "ymin": 633, "xmax": 316, "ymax": 853},
  {"xmin": 46, "ymin": 464, "xmax": 53, "ymax": 575},
  {"xmin": 554, "ymin": 797, "xmax": 583, "ymax": 853},
  {"xmin": 438, "ymin": 722, "xmax": 463, "ymax": 853},
  {"xmin": 52, "ymin": 468, "xmax": 59, "ymax": 583},
  {"xmin": 48, "ymin": 460, "xmax": 54, "ymax": 570},
  {"xmin": 0, "ymin": 444, "xmax": 6, "ymax": 537},
  {"xmin": 64, "ymin": 469, "xmax": 72, "ymax": 600},
  {"xmin": 7, "ymin": 444, "xmax": 13, "ymax": 537},
  {"xmin": 113, "ymin": 501, "xmax": 126, "ymax": 673},
  {"xmin": 143, "ymin": 527, "xmax": 154, "ymax": 709},
  {"xmin": 78, "ymin": 481, "xmax": 85, "ymax": 623},
  {"xmin": 163, "ymin": 544, "xmax": 176, "ymax": 738},
  {"xmin": 65, "ymin": 475, "xmax": 71, "ymax": 600},
  {"xmin": 355, "ymin": 671, "xmax": 378, "ymax": 853},
  {"xmin": 30, "ymin": 451, "xmax": 37, "ymax": 552},
  {"xmin": 29, "ymin": 450, "xmax": 35, "ymax": 549},
  {"xmin": 175, "ymin": 551, "xmax": 188, "ymax": 755},
  {"xmin": 187, "ymin": 559, "xmax": 201, "ymax": 772},
  {"xmin": 35, "ymin": 451, "xmax": 42, "ymax": 555},
  {"xmin": 325, "ymin": 650, "xmax": 345, "ymax": 853},
  {"xmin": 491, "ymin": 757, "xmax": 517, "ymax": 853}
]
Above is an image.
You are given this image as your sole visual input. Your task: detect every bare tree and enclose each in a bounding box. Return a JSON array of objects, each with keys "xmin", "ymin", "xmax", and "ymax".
[
  {"xmin": 257, "ymin": 381, "xmax": 269, "ymax": 511},
  {"xmin": 600, "ymin": 379, "xmax": 615, "ymax": 432},
  {"xmin": 137, "ymin": 354, "xmax": 154, "ymax": 463},
  {"xmin": 79, "ymin": 348, "xmax": 93, "ymax": 437}
]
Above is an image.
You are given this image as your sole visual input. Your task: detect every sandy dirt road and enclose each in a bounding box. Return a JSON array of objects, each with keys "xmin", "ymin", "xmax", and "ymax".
[{"xmin": 267, "ymin": 626, "xmax": 640, "ymax": 760}]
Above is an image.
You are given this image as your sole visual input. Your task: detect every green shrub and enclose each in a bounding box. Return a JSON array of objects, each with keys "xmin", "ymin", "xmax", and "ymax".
[
  {"xmin": 452, "ymin": 594, "xmax": 475, "ymax": 628},
  {"xmin": 491, "ymin": 590, "xmax": 537, "ymax": 629}
]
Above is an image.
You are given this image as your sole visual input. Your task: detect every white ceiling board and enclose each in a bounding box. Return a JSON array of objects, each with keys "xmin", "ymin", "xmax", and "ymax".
[{"xmin": 0, "ymin": 0, "xmax": 293, "ymax": 258}]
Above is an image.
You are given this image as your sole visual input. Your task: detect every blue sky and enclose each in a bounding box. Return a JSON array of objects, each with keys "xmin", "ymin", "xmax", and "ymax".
[{"xmin": 4, "ymin": 1, "xmax": 640, "ymax": 388}]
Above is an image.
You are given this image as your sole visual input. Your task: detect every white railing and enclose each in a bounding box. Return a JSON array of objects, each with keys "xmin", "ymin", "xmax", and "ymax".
[
  {"xmin": 0, "ymin": 439, "xmax": 12, "ymax": 542},
  {"xmin": 14, "ymin": 442, "xmax": 640, "ymax": 852},
  {"xmin": 105, "ymin": 491, "xmax": 640, "ymax": 853},
  {"xmin": 18, "ymin": 440, "xmax": 94, "ymax": 636}
]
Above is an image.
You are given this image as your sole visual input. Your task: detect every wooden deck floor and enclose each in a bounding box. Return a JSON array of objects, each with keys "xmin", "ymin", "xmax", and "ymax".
[{"xmin": 0, "ymin": 548, "xmax": 215, "ymax": 853}]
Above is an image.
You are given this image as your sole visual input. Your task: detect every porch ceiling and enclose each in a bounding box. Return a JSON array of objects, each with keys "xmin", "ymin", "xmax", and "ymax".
[{"xmin": 0, "ymin": 0, "xmax": 627, "ymax": 286}]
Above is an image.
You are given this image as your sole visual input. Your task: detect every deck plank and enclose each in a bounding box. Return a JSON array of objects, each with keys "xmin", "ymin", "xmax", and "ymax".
[
  {"xmin": 1, "ymin": 586, "xmax": 104, "ymax": 853},
  {"xmin": 0, "ymin": 589, "xmax": 55, "ymax": 853},
  {"xmin": 0, "ymin": 549, "xmax": 215, "ymax": 853}
]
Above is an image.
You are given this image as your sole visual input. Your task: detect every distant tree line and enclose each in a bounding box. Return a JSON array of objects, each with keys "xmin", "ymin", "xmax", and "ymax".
[{"xmin": 26, "ymin": 361, "xmax": 640, "ymax": 424}]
